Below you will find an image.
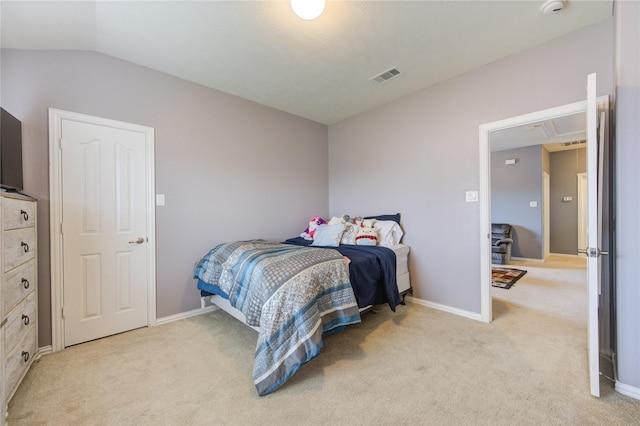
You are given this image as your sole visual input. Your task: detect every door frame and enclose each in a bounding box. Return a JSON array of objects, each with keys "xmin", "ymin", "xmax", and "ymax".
[
  {"xmin": 478, "ymin": 97, "xmax": 608, "ymax": 323},
  {"xmin": 577, "ymin": 172, "xmax": 588, "ymax": 252},
  {"xmin": 543, "ymin": 171, "xmax": 550, "ymax": 260},
  {"xmin": 48, "ymin": 108, "xmax": 157, "ymax": 352}
]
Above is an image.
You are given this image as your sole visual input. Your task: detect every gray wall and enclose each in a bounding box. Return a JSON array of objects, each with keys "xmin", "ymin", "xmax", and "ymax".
[
  {"xmin": 0, "ymin": 50, "xmax": 329, "ymax": 347},
  {"xmin": 3, "ymin": 6, "xmax": 638, "ymax": 396},
  {"xmin": 329, "ymin": 19, "xmax": 614, "ymax": 313},
  {"xmin": 549, "ymin": 148, "xmax": 586, "ymax": 255},
  {"xmin": 491, "ymin": 145, "xmax": 543, "ymax": 260},
  {"xmin": 491, "ymin": 146, "xmax": 588, "ymax": 259},
  {"xmin": 614, "ymin": 0, "xmax": 640, "ymax": 394}
]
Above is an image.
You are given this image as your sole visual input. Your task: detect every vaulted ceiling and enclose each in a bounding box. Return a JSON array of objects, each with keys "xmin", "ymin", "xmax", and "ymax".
[{"xmin": 1, "ymin": 1, "xmax": 613, "ymax": 125}]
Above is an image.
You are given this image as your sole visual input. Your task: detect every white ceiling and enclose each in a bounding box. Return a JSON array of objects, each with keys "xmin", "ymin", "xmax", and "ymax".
[
  {"xmin": 491, "ymin": 112, "xmax": 587, "ymax": 152},
  {"xmin": 1, "ymin": 1, "xmax": 613, "ymax": 125}
]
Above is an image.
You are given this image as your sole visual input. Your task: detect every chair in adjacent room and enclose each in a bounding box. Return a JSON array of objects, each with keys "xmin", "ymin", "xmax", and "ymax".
[{"xmin": 491, "ymin": 223, "xmax": 513, "ymax": 265}]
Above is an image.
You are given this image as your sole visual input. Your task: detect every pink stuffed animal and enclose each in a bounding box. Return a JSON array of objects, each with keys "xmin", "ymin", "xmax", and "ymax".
[{"xmin": 300, "ymin": 216, "xmax": 327, "ymax": 240}]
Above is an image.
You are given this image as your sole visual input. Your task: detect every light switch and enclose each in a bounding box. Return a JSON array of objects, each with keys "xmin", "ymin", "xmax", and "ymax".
[
  {"xmin": 466, "ymin": 191, "xmax": 478, "ymax": 202},
  {"xmin": 563, "ymin": 196, "xmax": 573, "ymax": 202},
  {"xmin": 530, "ymin": 201, "xmax": 538, "ymax": 208},
  {"xmin": 156, "ymin": 194, "xmax": 166, "ymax": 206}
]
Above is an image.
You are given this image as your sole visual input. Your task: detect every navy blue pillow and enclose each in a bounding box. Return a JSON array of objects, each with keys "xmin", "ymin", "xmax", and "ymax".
[{"xmin": 364, "ymin": 213, "xmax": 401, "ymax": 224}]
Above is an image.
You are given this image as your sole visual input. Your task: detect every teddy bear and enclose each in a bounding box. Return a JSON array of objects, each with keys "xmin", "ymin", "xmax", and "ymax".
[
  {"xmin": 355, "ymin": 218, "xmax": 378, "ymax": 246},
  {"xmin": 300, "ymin": 216, "xmax": 327, "ymax": 240}
]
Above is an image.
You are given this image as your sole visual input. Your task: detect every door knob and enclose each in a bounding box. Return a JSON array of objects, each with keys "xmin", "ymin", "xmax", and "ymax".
[{"xmin": 129, "ymin": 237, "xmax": 145, "ymax": 244}]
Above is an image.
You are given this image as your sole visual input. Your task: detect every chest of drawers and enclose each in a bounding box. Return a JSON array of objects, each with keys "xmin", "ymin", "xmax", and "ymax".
[{"xmin": 0, "ymin": 192, "xmax": 37, "ymax": 424}]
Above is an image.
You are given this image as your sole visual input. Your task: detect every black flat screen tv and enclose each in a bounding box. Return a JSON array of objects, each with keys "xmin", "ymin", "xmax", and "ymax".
[{"xmin": 0, "ymin": 107, "xmax": 24, "ymax": 192}]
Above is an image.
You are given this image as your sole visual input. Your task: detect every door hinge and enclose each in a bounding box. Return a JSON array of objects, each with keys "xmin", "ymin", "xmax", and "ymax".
[
  {"xmin": 61, "ymin": 306, "xmax": 65, "ymax": 319},
  {"xmin": 60, "ymin": 222, "xmax": 63, "ymax": 234}
]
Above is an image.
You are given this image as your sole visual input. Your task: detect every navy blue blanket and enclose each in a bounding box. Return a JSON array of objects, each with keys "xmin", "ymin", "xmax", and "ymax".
[{"xmin": 283, "ymin": 237, "xmax": 401, "ymax": 311}]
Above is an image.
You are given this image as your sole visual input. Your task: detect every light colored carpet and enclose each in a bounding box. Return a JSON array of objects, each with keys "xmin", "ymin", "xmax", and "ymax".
[
  {"xmin": 492, "ymin": 255, "xmax": 589, "ymax": 324},
  {"xmin": 8, "ymin": 256, "xmax": 640, "ymax": 425}
]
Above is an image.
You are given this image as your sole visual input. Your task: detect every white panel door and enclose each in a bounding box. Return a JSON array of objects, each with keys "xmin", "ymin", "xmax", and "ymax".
[
  {"xmin": 61, "ymin": 118, "xmax": 149, "ymax": 346},
  {"xmin": 577, "ymin": 173, "xmax": 588, "ymax": 252},
  {"xmin": 585, "ymin": 73, "xmax": 603, "ymax": 397}
]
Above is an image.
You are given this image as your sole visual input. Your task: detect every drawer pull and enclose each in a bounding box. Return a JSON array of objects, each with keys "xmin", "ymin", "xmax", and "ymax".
[
  {"xmin": 21, "ymin": 351, "xmax": 30, "ymax": 363},
  {"xmin": 21, "ymin": 241, "xmax": 30, "ymax": 253},
  {"xmin": 20, "ymin": 209, "xmax": 29, "ymax": 221},
  {"xmin": 22, "ymin": 278, "xmax": 30, "ymax": 289},
  {"xmin": 22, "ymin": 314, "xmax": 30, "ymax": 326}
]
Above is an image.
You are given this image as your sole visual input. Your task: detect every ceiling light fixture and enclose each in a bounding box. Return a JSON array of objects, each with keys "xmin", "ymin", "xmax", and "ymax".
[{"xmin": 291, "ymin": 0, "xmax": 325, "ymax": 20}]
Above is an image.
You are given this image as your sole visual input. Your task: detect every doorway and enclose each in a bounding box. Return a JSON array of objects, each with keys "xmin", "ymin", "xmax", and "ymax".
[
  {"xmin": 487, "ymin": 115, "xmax": 588, "ymax": 320},
  {"xmin": 49, "ymin": 109, "xmax": 157, "ymax": 351},
  {"xmin": 491, "ymin": 124, "xmax": 586, "ymax": 261},
  {"xmin": 478, "ymin": 100, "xmax": 592, "ymax": 322},
  {"xmin": 479, "ymin": 87, "xmax": 610, "ymax": 397}
]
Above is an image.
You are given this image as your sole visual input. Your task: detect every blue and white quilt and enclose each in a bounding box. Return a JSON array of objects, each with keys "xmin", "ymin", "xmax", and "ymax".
[{"xmin": 194, "ymin": 240, "xmax": 361, "ymax": 396}]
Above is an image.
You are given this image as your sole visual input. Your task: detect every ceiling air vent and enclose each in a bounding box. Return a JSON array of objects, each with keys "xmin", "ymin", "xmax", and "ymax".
[
  {"xmin": 370, "ymin": 67, "xmax": 402, "ymax": 84},
  {"xmin": 561, "ymin": 140, "xmax": 586, "ymax": 147}
]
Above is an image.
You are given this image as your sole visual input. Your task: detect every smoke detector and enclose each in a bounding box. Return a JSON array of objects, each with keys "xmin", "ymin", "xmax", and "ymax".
[{"xmin": 541, "ymin": 0, "xmax": 565, "ymax": 15}]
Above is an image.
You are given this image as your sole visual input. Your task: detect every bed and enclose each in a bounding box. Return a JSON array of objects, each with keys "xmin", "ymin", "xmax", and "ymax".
[
  {"xmin": 283, "ymin": 236, "xmax": 411, "ymax": 308},
  {"xmin": 194, "ymin": 216, "xmax": 410, "ymax": 396}
]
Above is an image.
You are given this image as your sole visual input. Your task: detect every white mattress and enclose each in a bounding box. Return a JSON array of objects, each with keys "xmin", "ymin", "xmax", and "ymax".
[{"xmin": 390, "ymin": 244, "xmax": 411, "ymax": 294}]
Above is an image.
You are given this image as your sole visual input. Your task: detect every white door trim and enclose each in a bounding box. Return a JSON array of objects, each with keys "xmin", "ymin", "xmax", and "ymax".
[
  {"xmin": 48, "ymin": 108, "xmax": 157, "ymax": 352},
  {"xmin": 543, "ymin": 172, "xmax": 550, "ymax": 260},
  {"xmin": 479, "ymin": 98, "xmax": 606, "ymax": 323},
  {"xmin": 577, "ymin": 172, "xmax": 588, "ymax": 253}
]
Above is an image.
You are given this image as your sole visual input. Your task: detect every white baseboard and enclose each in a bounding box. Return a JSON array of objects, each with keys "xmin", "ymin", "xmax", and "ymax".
[
  {"xmin": 510, "ymin": 256, "xmax": 545, "ymax": 263},
  {"xmin": 615, "ymin": 381, "xmax": 640, "ymax": 400},
  {"xmin": 508, "ymin": 254, "xmax": 585, "ymax": 263},
  {"xmin": 155, "ymin": 297, "xmax": 485, "ymax": 329},
  {"xmin": 547, "ymin": 252, "xmax": 582, "ymax": 259},
  {"xmin": 34, "ymin": 308, "xmax": 219, "ymax": 355},
  {"xmin": 37, "ymin": 345, "xmax": 53, "ymax": 358},
  {"xmin": 406, "ymin": 295, "xmax": 483, "ymax": 322},
  {"xmin": 155, "ymin": 305, "xmax": 218, "ymax": 326}
]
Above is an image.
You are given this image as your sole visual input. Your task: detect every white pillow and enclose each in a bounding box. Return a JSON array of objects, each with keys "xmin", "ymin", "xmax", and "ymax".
[
  {"xmin": 311, "ymin": 223, "xmax": 346, "ymax": 247},
  {"xmin": 375, "ymin": 220, "xmax": 404, "ymax": 247},
  {"xmin": 328, "ymin": 216, "xmax": 345, "ymax": 225},
  {"xmin": 340, "ymin": 222, "xmax": 358, "ymax": 245}
]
